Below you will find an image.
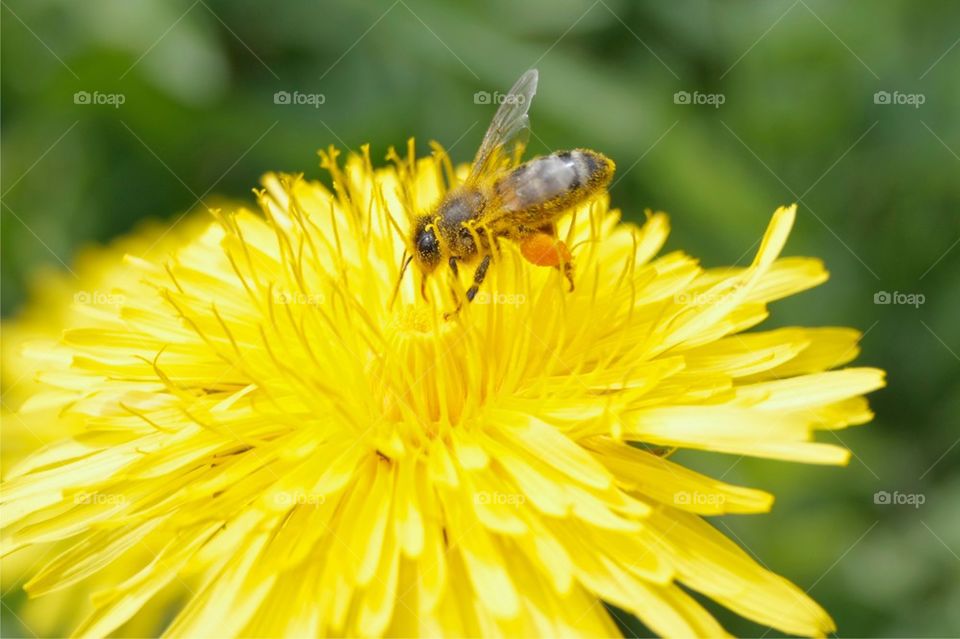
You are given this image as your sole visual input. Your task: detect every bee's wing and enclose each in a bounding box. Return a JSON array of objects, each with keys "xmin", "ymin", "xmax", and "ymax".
[{"xmin": 468, "ymin": 69, "xmax": 538, "ymax": 182}]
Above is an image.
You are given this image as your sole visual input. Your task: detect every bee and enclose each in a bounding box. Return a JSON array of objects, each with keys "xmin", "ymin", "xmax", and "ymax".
[{"xmin": 402, "ymin": 69, "xmax": 615, "ymax": 309}]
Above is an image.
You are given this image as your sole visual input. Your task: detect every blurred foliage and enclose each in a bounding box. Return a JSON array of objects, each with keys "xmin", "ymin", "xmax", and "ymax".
[{"xmin": 2, "ymin": 0, "xmax": 958, "ymax": 636}]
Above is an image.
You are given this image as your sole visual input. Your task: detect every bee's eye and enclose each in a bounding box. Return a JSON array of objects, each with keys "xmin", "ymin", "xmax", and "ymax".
[{"xmin": 416, "ymin": 227, "xmax": 439, "ymax": 258}]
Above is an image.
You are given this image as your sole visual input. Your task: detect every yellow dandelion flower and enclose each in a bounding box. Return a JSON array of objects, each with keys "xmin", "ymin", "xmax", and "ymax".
[
  {"xmin": 1, "ymin": 144, "xmax": 884, "ymax": 638},
  {"xmin": 1, "ymin": 213, "xmax": 213, "ymax": 637}
]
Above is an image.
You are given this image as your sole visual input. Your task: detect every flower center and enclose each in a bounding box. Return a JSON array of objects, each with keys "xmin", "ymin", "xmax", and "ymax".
[{"xmin": 367, "ymin": 306, "xmax": 479, "ymax": 445}]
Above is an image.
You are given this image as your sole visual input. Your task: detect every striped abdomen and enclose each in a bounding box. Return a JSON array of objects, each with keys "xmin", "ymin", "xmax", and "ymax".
[{"xmin": 494, "ymin": 149, "xmax": 614, "ymax": 216}]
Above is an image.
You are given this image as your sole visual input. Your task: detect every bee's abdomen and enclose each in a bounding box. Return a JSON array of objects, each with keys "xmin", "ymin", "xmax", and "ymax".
[{"xmin": 497, "ymin": 149, "xmax": 614, "ymax": 214}]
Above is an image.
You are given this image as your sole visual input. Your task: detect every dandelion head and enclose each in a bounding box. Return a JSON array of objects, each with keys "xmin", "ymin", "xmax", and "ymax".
[{"xmin": 1, "ymin": 143, "xmax": 884, "ymax": 637}]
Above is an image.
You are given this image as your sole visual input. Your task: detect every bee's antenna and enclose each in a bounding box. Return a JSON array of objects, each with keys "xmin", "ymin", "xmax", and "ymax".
[{"xmin": 390, "ymin": 251, "xmax": 414, "ymax": 310}]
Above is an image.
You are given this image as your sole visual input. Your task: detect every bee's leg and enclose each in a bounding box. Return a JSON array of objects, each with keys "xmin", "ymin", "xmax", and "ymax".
[
  {"xmin": 466, "ymin": 254, "xmax": 492, "ymax": 302},
  {"xmin": 484, "ymin": 227, "xmax": 500, "ymax": 259},
  {"xmin": 520, "ymin": 232, "xmax": 575, "ymax": 291}
]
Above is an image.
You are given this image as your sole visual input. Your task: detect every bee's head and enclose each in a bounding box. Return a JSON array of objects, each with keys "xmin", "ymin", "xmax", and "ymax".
[{"xmin": 411, "ymin": 215, "xmax": 443, "ymax": 273}]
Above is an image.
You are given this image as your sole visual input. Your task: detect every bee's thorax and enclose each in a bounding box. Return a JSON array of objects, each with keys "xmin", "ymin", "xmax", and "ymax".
[{"xmin": 435, "ymin": 188, "xmax": 484, "ymax": 259}]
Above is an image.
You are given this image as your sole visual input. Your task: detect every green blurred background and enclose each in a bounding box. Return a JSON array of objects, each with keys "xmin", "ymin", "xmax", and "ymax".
[{"xmin": 2, "ymin": 0, "xmax": 958, "ymax": 636}]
